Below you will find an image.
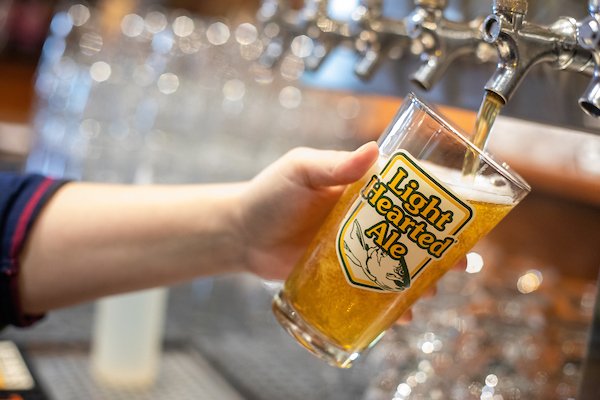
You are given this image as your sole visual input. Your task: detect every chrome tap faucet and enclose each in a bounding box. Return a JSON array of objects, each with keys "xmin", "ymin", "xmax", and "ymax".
[
  {"xmin": 302, "ymin": 0, "xmax": 356, "ymax": 70},
  {"xmin": 353, "ymin": 0, "xmax": 410, "ymax": 80},
  {"xmin": 257, "ymin": 0, "xmax": 351, "ymax": 70},
  {"xmin": 577, "ymin": 0, "xmax": 600, "ymax": 116},
  {"xmin": 482, "ymin": 0, "xmax": 594, "ymax": 104},
  {"xmin": 256, "ymin": 0, "xmax": 306, "ymax": 68},
  {"xmin": 406, "ymin": 0, "xmax": 493, "ymax": 91}
]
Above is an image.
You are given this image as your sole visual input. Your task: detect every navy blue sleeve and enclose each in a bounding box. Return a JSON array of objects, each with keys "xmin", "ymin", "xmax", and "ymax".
[{"xmin": 0, "ymin": 173, "xmax": 70, "ymax": 328}]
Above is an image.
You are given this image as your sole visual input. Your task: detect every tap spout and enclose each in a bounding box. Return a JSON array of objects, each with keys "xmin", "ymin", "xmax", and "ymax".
[
  {"xmin": 407, "ymin": 1, "xmax": 490, "ymax": 91},
  {"xmin": 303, "ymin": 0, "xmax": 357, "ymax": 71},
  {"xmin": 577, "ymin": 1, "xmax": 600, "ymax": 116},
  {"xmin": 353, "ymin": 0, "xmax": 410, "ymax": 80},
  {"xmin": 482, "ymin": 1, "xmax": 594, "ymax": 104},
  {"xmin": 257, "ymin": 0, "xmax": 306, "ymax": 69},
  {"xmin": 411, "ymin": 18, "xmax": 486, "ymax": 90},
  {"xmin": 579, "ymin": 66, "xmax": 600, "ymax": 117}
]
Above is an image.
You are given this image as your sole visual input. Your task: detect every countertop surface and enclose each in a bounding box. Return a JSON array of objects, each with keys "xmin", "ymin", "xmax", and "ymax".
[
  {"xmin": 0, "ymin": 190, "xmax": 597, "ymax": 400},
  {"xmin": 0, "ymin": 60, "xmax": 598, "ymax": 400}
]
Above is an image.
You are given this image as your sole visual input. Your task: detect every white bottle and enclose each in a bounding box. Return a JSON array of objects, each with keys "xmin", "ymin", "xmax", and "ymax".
[{"xmin": 91, "ymin": 287, "xmax": 168, "ymax": 388}]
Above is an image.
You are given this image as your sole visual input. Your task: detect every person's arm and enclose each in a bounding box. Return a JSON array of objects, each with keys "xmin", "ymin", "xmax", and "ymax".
[
  {"xmin": 0, "ymin": 173, "xmax": 70, "ymax": 327},
  {"xmin": 18, "ymin": 142, "xmax": 380, "ymax": 315}
]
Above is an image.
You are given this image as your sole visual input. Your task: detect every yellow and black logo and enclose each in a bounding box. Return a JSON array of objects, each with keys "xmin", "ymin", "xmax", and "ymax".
[{"xmin": 337, "ymin": 151, "xmax": 474, "ymax": 292}]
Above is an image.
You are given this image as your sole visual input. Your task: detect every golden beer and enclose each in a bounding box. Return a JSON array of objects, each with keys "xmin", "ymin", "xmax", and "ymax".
[
  {"xmin": 272, "ymin": 93, "xmax": 530, "ymax": 368},
  {"xmin": 276, "ymin": 166, "xmax": 514, "ymax": 363}
]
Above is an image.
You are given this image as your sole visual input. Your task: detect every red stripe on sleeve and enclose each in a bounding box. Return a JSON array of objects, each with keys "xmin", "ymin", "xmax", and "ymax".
[{"xmin": 9, "ymin": 178, "xmax": 54, "ymax": 263}]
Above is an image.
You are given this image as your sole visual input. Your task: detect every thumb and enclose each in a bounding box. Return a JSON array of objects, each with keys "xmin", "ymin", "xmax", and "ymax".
[
  {"xmin": 332, "ymin": 141, "xmax": 380, "ymax": 185},
  {"xmin": 288, "ymin": 142, "xmax": 379, "ymax": 189}
]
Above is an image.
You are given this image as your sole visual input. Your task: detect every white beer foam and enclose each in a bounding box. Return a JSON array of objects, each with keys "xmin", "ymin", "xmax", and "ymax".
[
  {"xmin": 420, "ymin": 161, "xmax": 517, "ymax": 205},
  {"xmin": 376, "ymin": 155, "xmax": 516, "ymax": 205}
]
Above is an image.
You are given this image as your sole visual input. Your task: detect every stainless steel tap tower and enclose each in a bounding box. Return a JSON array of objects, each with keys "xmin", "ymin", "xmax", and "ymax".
[
  {"xmin": 482, "ymin": 0, "xmax": 595, "ymax": 112},
  {"xmin": 258, "ymin": 0, "xmax": 600, "ymax": 131}
]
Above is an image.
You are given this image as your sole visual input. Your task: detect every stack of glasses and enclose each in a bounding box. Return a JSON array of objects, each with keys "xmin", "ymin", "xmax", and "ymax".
[{"xmin": 26, "ymin": 3, "xmax": 364, "ymax": 184}]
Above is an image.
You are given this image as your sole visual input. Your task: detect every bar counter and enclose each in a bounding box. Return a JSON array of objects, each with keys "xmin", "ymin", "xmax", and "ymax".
[{"xmin": 0, "ymin": 59, "xmax": 598, "ymax": 399}]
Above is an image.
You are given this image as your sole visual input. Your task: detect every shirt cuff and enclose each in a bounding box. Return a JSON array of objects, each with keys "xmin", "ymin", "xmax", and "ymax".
[{"xmin": 1, "ymin": 176, "xmax": 70, "ymax": 328}]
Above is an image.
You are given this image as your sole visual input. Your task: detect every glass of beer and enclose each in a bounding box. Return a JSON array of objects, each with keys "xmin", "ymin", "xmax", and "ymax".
[{"xmin": 272, "ymin": 93, "xmax": 531, "ymax": 368}]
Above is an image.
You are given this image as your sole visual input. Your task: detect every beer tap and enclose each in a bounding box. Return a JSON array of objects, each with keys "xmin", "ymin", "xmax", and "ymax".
[
  {"xmin": 353, "ymin": 0, "xmax": 411, "ymax": 80},
  {"xmin": 256, "ymin": 0, "xmax": 306, "ymax": 68},
  {"xmin": 406, "ymin": 0, "xmax": 494, "ymax": 91},
  {"xmin": 577, "ymin": 0, "xmax": 600, "ymax": 117},
  {"xmin": 302, "ymin": 0, "xmax": 356, "ymax": 70},
  {"xmin": 481, "ymin": 0, "xmax": 594, "ymax": 105},
  {"xmin": 257, "ymin": 0, "xmax": 351, "ymax": 70}
]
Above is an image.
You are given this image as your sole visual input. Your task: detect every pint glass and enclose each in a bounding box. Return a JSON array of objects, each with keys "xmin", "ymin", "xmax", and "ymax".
[{"xmin": 272, "ymin": 93, "xmax": 531, "ymax": 368}]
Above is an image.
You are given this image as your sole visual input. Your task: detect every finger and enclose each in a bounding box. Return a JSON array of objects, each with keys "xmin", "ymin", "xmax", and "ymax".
[
  {"xmin": 423, "ymin": 286, "xmax": 437, "ymax": 298},
  {"xmin": 454, "ymin": 257, "xmax": 467, "ymax": 271},
  {"xmin": 287, "ymin": 142, "xmax": 379, "ymax": 189},
  {"xmin": 395, "ymin": 309, "xmax": 413, "ymax": 325}
]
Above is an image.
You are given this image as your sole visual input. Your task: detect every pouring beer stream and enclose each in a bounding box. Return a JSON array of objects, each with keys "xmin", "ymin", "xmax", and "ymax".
[{"xmin": 462, "ymin": 91, "xmax": 505, "ymax": 178}]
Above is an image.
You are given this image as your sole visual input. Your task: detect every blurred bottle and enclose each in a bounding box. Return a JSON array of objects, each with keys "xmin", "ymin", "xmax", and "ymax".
[{"xmin": 91, "ymin": 288, "xmax": 168, "ymax": 388}]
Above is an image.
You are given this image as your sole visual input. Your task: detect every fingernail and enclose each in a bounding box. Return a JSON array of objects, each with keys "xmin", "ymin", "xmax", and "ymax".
[{"xmin": 356, "ymin": 141, "xmax": 377, "ymax": 153}]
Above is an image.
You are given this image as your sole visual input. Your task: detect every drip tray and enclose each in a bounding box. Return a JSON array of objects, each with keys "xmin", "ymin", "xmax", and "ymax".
[{"xmin": 26, "ymin": 342, "xmax": 244, "ymax": 400}]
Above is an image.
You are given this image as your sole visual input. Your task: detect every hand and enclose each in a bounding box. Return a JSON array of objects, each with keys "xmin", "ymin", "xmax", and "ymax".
[{"xmin": 238, "ymin": 142, "xmax": 380, "ymax": 280}]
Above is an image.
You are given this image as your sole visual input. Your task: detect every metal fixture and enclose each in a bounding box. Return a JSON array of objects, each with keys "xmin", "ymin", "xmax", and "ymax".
[
  {"xmin": 300, "ymin": 0, "xmax": 356, "ymax": 70},
  {"xmin": 256, "ymin": 0, "xmax": 306, "ymax": 68},
  {"xmin": 482, "ymin": 0, "xmax": 595, "ymax": 104},
  {"xmin": 577, "ymin": 0, "xmax": 600, "ymax": 117},
  {"xmin": 258, "ymin": 0, "xmax": 600, "ymax": 121},
  {"xmin": 353, "ymin": 0, "xmax": 411, "ymax": 80},
  {"xmin": 406, "ymin": 0, "xmax": 493, "ymax": 91}
]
